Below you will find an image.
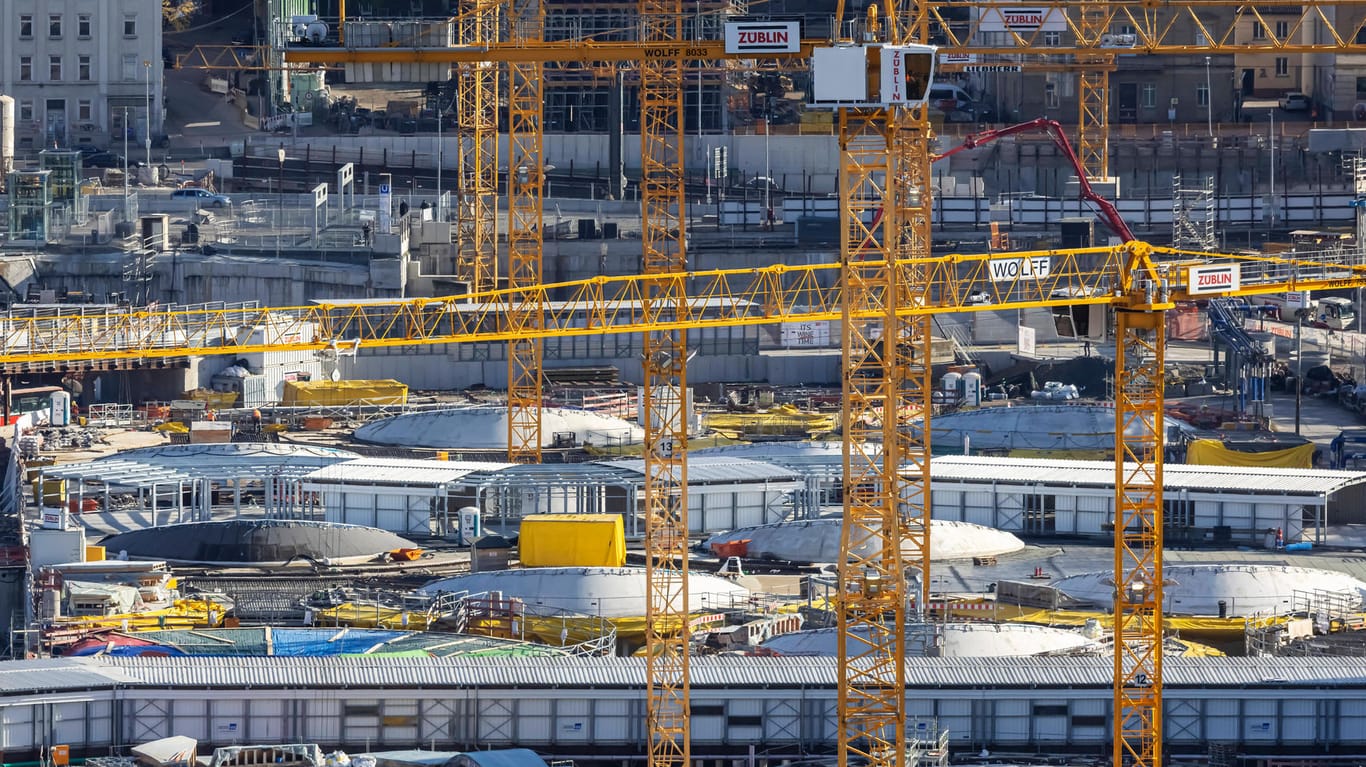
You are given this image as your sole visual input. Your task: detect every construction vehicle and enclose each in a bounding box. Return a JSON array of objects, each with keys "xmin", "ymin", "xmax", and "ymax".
[{"xmin": 1257, "ymin": 292, "xmax": 1357, "ymax": 330}]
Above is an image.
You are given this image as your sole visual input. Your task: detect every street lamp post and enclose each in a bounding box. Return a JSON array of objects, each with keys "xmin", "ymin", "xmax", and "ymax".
[
  {"xmin": 1204, "ymin": 56, "xmax": 1214, "ymax": 139},
  {"xmin": 143, "ymin": 61, "xmax": 152, "ymax": 177},
  {"xmin": 122, "ymin": 107, "xmax": 130, "ymax": 219},
  {"xmin": 763, "ymin": 107, "xmax": 771, "ymax": 227}
]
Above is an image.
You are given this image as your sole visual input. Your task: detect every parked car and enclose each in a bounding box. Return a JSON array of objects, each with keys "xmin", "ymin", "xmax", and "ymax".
[
  {"xmin": 1279, "ymin": 92, "xmax": 1311, "ymax": 111},
  {"xmin": 171, "ymin": 188, "xmax": 232, "ymax": 208}
]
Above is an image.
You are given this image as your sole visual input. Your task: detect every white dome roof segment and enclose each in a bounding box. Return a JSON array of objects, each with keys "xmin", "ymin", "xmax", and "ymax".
[
  {"xmin": 1053, "ymin": 564, "xmax": 1366, "ymax": 617},
  {"xmin": 760, "ymin": 623, "xmax": 1101, "ymax": 657},
  {"xmin": 354, "ymin": 406, "xmax": 645, "ymax": 450},
  {"xmin": 417, "ymin": 566, "xmax": 751, "ymax": 618},
  {"xmin": 702, "ymin": 518, "xmax": 1024, "ymax": 564}
]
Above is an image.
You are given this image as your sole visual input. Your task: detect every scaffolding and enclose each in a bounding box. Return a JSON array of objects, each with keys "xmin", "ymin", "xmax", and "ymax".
[{"xmin": 1171, "ymin": 173, "xmax": 1217, "ymax": 251}]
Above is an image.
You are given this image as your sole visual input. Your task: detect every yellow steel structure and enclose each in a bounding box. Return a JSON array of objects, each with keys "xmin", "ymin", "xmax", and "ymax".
[
  {"xmin": 637, "ymin": 0, "xmax": 692, "ymax": 765},
  {"xmin": 504, "ymin": 5, "xmax": 545, "ymax": 463},
  {"xmin": 6, "ymin": 244, "xmax": 1362, "ymax": 767},
  {"xmin": 1112, "ymin": 244, "xmax": 1172, "ymax": 767},
  {"xmin": 15, "ymin": 247, "xmax": 1365, "ymax": 359},
  {"xmin": 456, "ymin": 1, "xmax": 500, "ymax": 292},
  {"xmin": 829, "ymin": 1, "xmax": 934, "ymax": 764}
]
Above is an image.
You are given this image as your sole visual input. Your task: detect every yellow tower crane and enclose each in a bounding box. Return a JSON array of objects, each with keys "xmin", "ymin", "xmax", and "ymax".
[
  {"xmin": 13, "ymin": 244, "xmax": 1356, "ymax": 759},
  {"xmin": 812, "ymin": 3, "xmax": 934, "ymax": 765},
  {"xmin": 635, "ymin": 1, "xmax": 692, "ymax": 766},
  {"xmin": 505, "ymin": 3, "xmax": 546, "ymax": 464},
  {"xmin": 926, "ymin": 0, "xmax": 1366, "ymax": 180}
]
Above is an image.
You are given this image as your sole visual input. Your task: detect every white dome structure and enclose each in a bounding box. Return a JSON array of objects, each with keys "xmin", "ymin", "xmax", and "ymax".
[
  {"xmin": 354, "ymin": 406, "xmax": 644, "ymax": 450},
  {"xmin": 418, "ymin": 566, "xmax": 750, "ymax": 618},
  {"xmin": 760, "ymin": 623, "xmax": 1100, "ymax": 657},
  {"xmin": 1053, "ymin": 563, "xmax": 1366, "ymax": 617},
  {"xmin": 702, "ymin": 518, "xmax": 1024, "ymax": 564}
]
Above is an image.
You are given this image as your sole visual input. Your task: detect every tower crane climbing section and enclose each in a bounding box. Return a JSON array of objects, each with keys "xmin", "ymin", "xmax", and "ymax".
[
  {"xmin": 504, "ymin": 1, "xmax": 546, "ymax": 463},
  {"xmin": 456, "ymin": 0, "xmax": 500, "ymax": 291},
  {"xmin": 636, "ymin": 4, "xmax": 691, "ymax": 767}
]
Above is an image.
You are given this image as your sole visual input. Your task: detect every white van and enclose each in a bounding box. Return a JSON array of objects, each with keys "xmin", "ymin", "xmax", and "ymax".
[{"xmin": 927, "ymin": 83, "xmax": 987, "ymax": 122}]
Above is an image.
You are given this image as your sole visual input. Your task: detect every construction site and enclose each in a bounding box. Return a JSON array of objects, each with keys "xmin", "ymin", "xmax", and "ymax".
[{"xmin": 10, "ymin": 2, "xmax": 1366, "ymax": 767}]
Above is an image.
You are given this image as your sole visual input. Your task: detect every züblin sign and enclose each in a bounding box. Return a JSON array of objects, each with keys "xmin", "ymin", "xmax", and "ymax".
[
  {"xmin": 1187, "ymin": 264, "xmax": 1241, "ymax": 295},
  {"xmin": 724, "ymin": 21, "xmax": 802, "ymax": 54}
]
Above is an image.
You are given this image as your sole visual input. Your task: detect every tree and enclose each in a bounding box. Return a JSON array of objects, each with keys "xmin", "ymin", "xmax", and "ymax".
[{"xmin": 163, "ymin": 0, "xmax": 197, "ymax": 31}]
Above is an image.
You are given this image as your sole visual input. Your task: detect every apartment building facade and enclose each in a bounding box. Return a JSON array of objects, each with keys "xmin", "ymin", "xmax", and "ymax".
[{"xmin": 0, "ymin": 0, "xmax": 163, "ymax": 151}]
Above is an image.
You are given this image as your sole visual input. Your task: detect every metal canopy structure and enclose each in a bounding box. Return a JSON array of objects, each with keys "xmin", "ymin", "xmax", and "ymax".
[{"xmin": 41, "ymin": 443, "xmax": 359, "ymax": 524}]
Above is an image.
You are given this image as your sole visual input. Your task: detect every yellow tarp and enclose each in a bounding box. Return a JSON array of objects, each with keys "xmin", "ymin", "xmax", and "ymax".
[
  {"xmin": 704, "ymin": 404, "xmax": 838, "ymax": 440},
  {"xmin": 281, "ymin": 379, "xmax": 409, "ymax": 407},
  {"xmin": 519, "ymin": 514, "xmax": 627, "ymax": 568},
  {"xmin": 1186, "ymin": 439, "xmax": 1315, "ymax": 469},
  {"xmin": 50, "ymin": 599, "xmax": 227, "ymax": 633}
]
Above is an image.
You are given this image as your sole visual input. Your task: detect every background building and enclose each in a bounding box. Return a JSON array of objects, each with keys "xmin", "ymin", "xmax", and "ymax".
[{"xmin": 0, "ymin": 0, "xmax": 164, "ymax": 151}]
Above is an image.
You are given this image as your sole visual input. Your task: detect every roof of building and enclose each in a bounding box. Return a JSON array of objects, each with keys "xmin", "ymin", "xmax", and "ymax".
[
  {"xmin": 42, "ymin": 443, "xmax": 359, "ymax": 488},
  {"xmin": 603, "ymin": 456, "xmax": 803, "ymax": 484},
  {"xmin": 5, "ymin": 655, "xmax": 1366, "ymax": 692},
  {"xmin": 928, "ymin": 455, "xmax": 1366, "ymax": 497},
  {"xmin": 302, "ymin": 458, "xmax": 514, "ymax": 488}
]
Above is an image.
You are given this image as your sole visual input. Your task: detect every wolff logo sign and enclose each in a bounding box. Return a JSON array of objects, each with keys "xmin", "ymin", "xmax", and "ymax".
[
  {"xmin": 724, "ymin": 21, "xmax": 802, "ymax": 54},
  {"xmin": 979, "ymin": 7, "xmax": 1068, "ymax": 33}
]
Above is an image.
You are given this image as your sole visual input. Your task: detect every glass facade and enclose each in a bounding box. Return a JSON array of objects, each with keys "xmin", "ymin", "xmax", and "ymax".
[{"xmin": 7, "ymin": 171, "xmax": 53, "ymax": 242}]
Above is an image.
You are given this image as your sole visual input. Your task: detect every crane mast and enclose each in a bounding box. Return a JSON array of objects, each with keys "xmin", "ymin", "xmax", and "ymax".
[
  {"xmin": 456, "ymin": 0, "xmax": 500, "ymax": 291},
  {"xmin": 833, "ymin": 2, "xmax": 933, "ymax": 765},
  {"xmin": 504, "ymin": 0, "xmax": 545, "ymax": 463},
  {"xmin": 638, "ymin": 5, "xmax": 691, "ymax": 767}
]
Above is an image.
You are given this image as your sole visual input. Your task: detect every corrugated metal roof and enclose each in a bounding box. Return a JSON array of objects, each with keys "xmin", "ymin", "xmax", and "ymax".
[
  {"xmin": 602, "ymin": 456, "xmax": 802, "ymax": 484},
  {"xmin": 70, "ymin": 655, "xmax": 1366, "ymax": 690},
  {"xmin": 929, "ymin": 455, "xmax": 1366, "ymax": 496},
  {"xmin": 304, "ymin": 458, "xmax": 514, "ymax": 487},
  {"xmin": 0, "ymin": 657, "xmax": 139, "ymax": 692},
  {"xmin": 47, "ymin": 444, "xmax": 359, "ymax": 488}
]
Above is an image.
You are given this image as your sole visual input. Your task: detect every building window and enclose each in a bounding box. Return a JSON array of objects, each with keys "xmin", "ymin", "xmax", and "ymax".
[
  {"xmin": 1195, "ymin": 31, "xmax": 1207, "ymax": 46},
  {"xmin": 19, "ymin": 57, "xmax": 32, "ymax": 82},
  {"xmin": 77, "ymin": 100, "xmax": 92, "ymax": 122},
  {"xmin": 122, "ymin": 54, "xmax": 138, "ymax": 81},
  {"xmin": 1045, "ymin": 83, "xmax": 1059, "ymax": 109},
  {"xmin": 1043, "ymin": 31, "xmax": 1061, "ymax": 46},
  {"xmin": 78, "ymin": 55, "xmax": 91, "ymax": 81},
  {"xmin": 19, "ymin": 101, "xmax": 33, "ymax": 122},
  {"xmin": 19, "ymin": 15, "xmax": 33, "ymax": 39},
  {"xmin": 1252, "ymin": 21, "xmax": 1266, "ymax": 39},
  {"xmin": 1275, "ymin": 20, "xmax": 1290, "ymax": 39},
  {"xmin": 48, "ymin": 14, "xmax": 62, "ymax": 38},
  {"xmin": 1141, "ymin": 83, "xmax": 1157, "ymax": 108},
  {"xmin": 1197, "ymin": 84, "xmax": 1210, "ymax": 107},
  {"xmin": 123, "ymin": 15, "xmax": 137, "ymax": 38},
  {"xmin": 49, "ymin": 56, "xmax": 62, "ymax": 81},
  {"xmin": 1357, "ymin": 76, "xmax": 1366, "ymax": 98},
  {"xmin": 78, "ymin": 14, "xmax": 91, "ymax": 38},
  {"xmin": 1275, "ymin": 57, "xmax": 1289, "ymax": 77}
]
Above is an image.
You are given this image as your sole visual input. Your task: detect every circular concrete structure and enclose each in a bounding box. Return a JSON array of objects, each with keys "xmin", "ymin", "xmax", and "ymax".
[
  {"xmin": 702, "ymin": 518, "xmax": 1025, "ymax": 564},
  {"xmin": 1053, "ymin": 563, "xmax": 1366, "ymax": 617},
  {"xmin": 760, "ymin": 622, "xmax": 1101, "ymax": 657},
  {"xmin": 354, "ymin": 406, "xmax": 644, "ymax": 450},
  {"xmin": 418, "ymin": 566, "xmax": 750, "ymax": 618},
  {"xmin": 924, "ymin": 404, "xmax": 1194, "ymax": 454},
  {"xmin": 100, "ymin": 520, "xmax": 416, "ymax": 567}
]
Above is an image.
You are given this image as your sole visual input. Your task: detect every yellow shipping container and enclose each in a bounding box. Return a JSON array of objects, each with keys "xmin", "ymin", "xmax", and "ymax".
[
  {"xmin": 281, "ymin": 379, "xmax": 409, "ymax": 407},
  {"xmin": 519, "ymin": 514, "xmax": 626, "ymax": 568},
  {"xmin": 34, "ymin": 479, "xmax": 65, "ymax": 506}
]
